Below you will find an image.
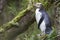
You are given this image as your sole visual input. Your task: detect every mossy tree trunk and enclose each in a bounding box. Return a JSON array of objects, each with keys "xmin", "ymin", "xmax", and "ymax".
[
  {"xmin": 53, "ymin": 1, "xmax": 60, "ymax": 40},
  {"xmin": 0, "ymin": 7, "xmax": 35, "ymax": 40},
  {"xmin": 4, "ymin": 10, "xmax": 35, "ymax": 40},
  {"xmin": 0, "ymin": 0, "xmax": 6, "ymax": 26}
]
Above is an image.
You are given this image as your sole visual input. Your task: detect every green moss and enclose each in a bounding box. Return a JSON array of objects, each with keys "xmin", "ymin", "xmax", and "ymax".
[{"xmin": 0, "ymin": 6, "xmax": 33, "ymax": 32}]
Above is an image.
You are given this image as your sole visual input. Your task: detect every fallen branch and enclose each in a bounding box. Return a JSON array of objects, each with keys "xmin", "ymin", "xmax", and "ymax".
[
  {"xmin": 0, "ymin": 6, "xmax": 33, "ymax": 32},
  {"xmin": 3, "ymin": 9, "xmax": 35, "ymax": 40}
]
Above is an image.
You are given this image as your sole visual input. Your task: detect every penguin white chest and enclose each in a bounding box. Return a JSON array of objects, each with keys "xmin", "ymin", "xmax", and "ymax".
[
  {"xmin": 35, "ymin": 9, "xmax": 42, "ymax": 23},
  {"xmin": 35, "ymin": 8, "xmax": 46, "ymax": 33}
]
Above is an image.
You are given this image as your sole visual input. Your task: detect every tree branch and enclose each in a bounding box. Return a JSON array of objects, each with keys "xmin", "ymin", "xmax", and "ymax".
[
  {"xmin": 0, "ymin": 6, "xmax": 33, "ymax": 32},
  {"xmin": 3, "ymin": 10, "xmax": 35, "ymax": 40}
]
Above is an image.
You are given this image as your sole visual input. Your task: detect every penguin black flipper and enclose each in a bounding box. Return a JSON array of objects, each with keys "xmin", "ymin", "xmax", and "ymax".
[{"xmin": 38, "ymin": 15, "xmax": 44, "ymax": 29}]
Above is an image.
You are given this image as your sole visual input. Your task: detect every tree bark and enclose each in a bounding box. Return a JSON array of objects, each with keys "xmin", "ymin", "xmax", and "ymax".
[
  {"xmin": 3, "ymin": 10, "xmax": 35, "ymax": 40},
  {"xmin": 0, "ymin": 6, "xmax": 35, "ymax": 40},
  {"xmin": 0, "ymin": 0, "xmax": 6, "ymax": 25},
  {"xmin": 53, "ymin": 1, "xmax": 60, "ymax": 40},
  {"xmin": 0, "ymin": 6, "xmax": 33, "ymax": 32},
  {"xmin": 0, "ymin": 0, "xmax": 34, "ymax": 40}
]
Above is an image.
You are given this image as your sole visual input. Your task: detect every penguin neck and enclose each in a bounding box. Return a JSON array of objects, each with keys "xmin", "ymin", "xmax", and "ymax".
[
  {"xmin": 36, "ymin": 8, "xmax": 44, "ymax": 12},
  {"xmin": 36, "ymin": 8, "xmax": 40, "ymax": 12}
]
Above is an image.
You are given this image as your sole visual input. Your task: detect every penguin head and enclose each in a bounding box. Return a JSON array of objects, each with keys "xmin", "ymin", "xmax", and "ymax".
[{"xmin": 34, "ymin": 3, "xmax": 43, "ymax": 9}]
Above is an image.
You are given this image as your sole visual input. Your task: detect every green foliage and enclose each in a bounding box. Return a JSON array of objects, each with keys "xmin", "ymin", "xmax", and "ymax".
[
  {"xmin": 23, "ymin": 27, "xmax": 57, "ymax": 40},
  {"xmin": 6, "ymin": 0, "xmax": 29, "ymax": 16},
  {"xmin": 15, "ymin": 22, "xmax": 57, "ymax": 40},
  {"xmin": 6, "ymin": 0, "xmax": 18, "ymax": 16},
  {"xmin": 45, "ymin": 27, "xmax": 57, "ymax": 40}
]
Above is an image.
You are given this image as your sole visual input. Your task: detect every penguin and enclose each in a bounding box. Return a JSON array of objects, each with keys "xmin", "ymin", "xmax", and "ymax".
[{"xmin": 34, "ymin": 3, "xmax": 52, "ymax": 34}]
